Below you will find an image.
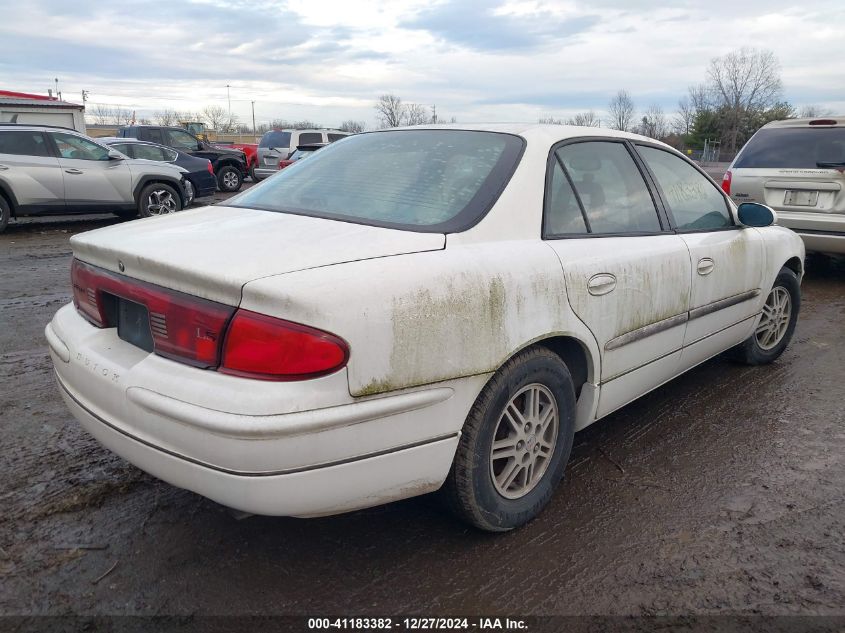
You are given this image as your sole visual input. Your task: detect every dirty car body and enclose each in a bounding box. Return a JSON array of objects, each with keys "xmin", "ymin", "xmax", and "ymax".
[{"xmin": 47, "ymin": 125, "xmax": 805, "ymax": 529}]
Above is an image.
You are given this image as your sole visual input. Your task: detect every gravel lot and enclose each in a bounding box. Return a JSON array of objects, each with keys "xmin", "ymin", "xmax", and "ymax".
[{"xmin": 1, "ymin": 185, "xmax": 843, "ymax": 621}]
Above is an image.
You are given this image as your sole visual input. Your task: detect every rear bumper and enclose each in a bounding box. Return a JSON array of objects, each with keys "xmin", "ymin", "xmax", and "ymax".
[
  {"xmin": 189, "ymin": 173, "xmax": 217, "ymax": 198},
  {"xmin": 253, "ymin": 167, "xmax": 278, "ymax": 179},
  {"xmin": 46, "ymin": 304, "xmax": 472, "ymax": 516},
  {"xmin": 776, "ymin": 210, "xmax": 845, "ymax": 254}
]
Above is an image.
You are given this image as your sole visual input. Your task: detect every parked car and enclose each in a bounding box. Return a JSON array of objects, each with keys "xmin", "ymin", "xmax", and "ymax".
[
  {"xmin": 0, "ymin": 124, "xmax": 188, "ymax": 232},
  {"xmin": 278, "ymin": 143, "xmax": 326, "ymax": 170},
  {"xmin": 118, "ymin": 125, "xmax": 248, "ymax": 193},
  {"xmin": 100, "ymin": 137, "xmax": 216, "ymax": 206},
  {"xmin": 215, "ymin": 142, "xmax": 258, "ymax": 181},
  {"xmin": 47, "ymin": 125, "xmax": 804, "ymax": 531},
  {"xmin": 723, "ymin": 116, "xmax": 845, "ymax": 254},
  {"xmin": 253, "ymin": 128, "xmax": 347, "ymax": 180}
]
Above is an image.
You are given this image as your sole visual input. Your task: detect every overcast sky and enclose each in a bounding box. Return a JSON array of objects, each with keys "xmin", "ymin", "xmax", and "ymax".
[{"xmin": 2, "ymin": 0, "xmax": 843, "ymax": 129}]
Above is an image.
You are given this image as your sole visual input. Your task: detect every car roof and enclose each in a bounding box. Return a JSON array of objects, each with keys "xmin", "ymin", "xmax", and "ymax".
[{"xmin": 762, "ymin": 117, "xmax": 844, "ymax": 129}]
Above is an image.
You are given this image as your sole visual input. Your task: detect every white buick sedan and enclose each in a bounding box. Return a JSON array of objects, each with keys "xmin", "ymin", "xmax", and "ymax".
[{"xmin": 47, "ymin": 125, "xmax": 804, "ymax": 531}]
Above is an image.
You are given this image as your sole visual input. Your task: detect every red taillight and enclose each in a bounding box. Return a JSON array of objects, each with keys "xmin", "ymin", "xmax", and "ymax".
[
  {"xmin": 221, "ymin": 310, "xmax": 349, "ymax": 381},
  {"xmin": 279, "ymin": 159, "xmax": 293, "ymax": 169},
  {"xmin": 721, "ymin": 170, "xmax": 732, "ymax": 196},
  {"xmin": 206, "ymin": 160, "xmax": 214, "ymax": 174},
  {"xmin": 70, "ymin": 259, "xmax": 235, "ymax": 367},
  {"xmin": 809, "ymin": 119, "xmax": 837, "ymax": 126}
]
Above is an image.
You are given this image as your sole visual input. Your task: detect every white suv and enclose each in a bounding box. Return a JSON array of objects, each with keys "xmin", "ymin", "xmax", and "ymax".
[
  {"xmin": 724, "ymin": 117, "xmax": 845, "ymax": 254},
  {"xmin": 253, "ymin": 129, "xmax": 348, "ymax": 180}
]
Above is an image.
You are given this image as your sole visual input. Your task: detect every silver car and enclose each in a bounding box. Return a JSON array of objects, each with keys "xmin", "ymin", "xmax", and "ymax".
[
  {"xmin": 724, "ymin": 116, "xmax": 845, "ymax": 254},
  {"xmin": 253, "ymin": 128, "xmax": 348, "ymax": 180},
  {"xmin": 0, "ymin": 124, "xmax": 188, "ymax": 233}
]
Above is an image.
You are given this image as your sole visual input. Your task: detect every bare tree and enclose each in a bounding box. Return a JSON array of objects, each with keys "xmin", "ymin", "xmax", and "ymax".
[
  {"xmin": 154, "ymin": 109, "xmax": 178, "ymax": 126},
  {"xmin": 799, "ymin": 104, "xmax": 833, "ymax": 118},
  {"xmin": 607, "ymin": 89, "xmax": 635, "ymax": 131},
  {"xmin": 672, "ymin": 96, "xmax": 695, "ymax": 136},
  {"xmin": 113, "ymin": 108, "xmax": 134, "ymax": 126},
  {"xmin": 566, "ymin": 110, "xmax": 601, "ymax": 127},
  {"xmin": 639, "ymin": 104, "xmax": 668, "ymax": 140},
  {"xmin": 339, "ymin": 120, "xmax": 366, "ymax": 133},
  {"xmin": 375, "ymin": 94, "xmax": 405, "ymax": 128},
  {"xmin": 405, "ymin": 103, "xmax": 430, "ymax": 126},
  {"xmin": 707, "ymin": 47, "xmax": 783, "ymax": 152},
  {"xmin": 202, "ymin": 105, "xmax": 228, "ymax": 131},
  {"xmin": 137, "ymin": 117, "xmax": 152, "ymax": 125},
  {"xmin": 221, "ymin": 113, "xmax": 240, "ymax": 133},
  {"xmin": 88, "ymin": 103, "xmax": 113, "ymax": 125},
  {"xmin": 539, "ymin": 116, "xmax": 564, "ymax": 125}
]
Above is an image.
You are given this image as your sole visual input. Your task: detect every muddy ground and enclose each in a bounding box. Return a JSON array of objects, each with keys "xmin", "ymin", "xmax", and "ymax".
[{"xmin": 1, "ymin": 189, "xmax": 843, "ymax": 621}]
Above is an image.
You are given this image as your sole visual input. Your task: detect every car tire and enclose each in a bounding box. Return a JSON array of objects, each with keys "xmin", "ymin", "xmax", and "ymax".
[
  {"xmin": 732, "ymin": 267, "xmax": 800, "ymax": 365},
  {"xmin": 443, "ymin": 347, "xmax": 576, "ymax": 532},
  {"xmin": 0, "ymin": 195, "xmax": 10, "ymax": 233},
  {"xmin": 137, "ymin": 182, "xmax": 182, "ymax": 218},
  {"xmin": 217, "ymin": 165, "xmax": 243, "ymax": 192},
  {"xmin": 248, "ymin": 163, "xmax": 258, "ymax": 182}
]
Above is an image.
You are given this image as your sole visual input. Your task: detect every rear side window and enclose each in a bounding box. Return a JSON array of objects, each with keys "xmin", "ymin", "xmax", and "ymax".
[
  {"xmin": 734, "ymin": 127, "xmax": 845, "ymax": 169},
  {"xmin": 109, "ymin": 143, "xmax": 135, "ymax": 157},
  {"xmin": 327, "ymin": 133, "xmax": 347, "ymax": 142},
  {"xmin": 0, "ymin": 131, "xmax": 50, "ymax": 157},
  {"xmin": 298, "ymin": 132, "xmax": 322, "ymax": 145},
  {"xmin": 555, "ymin": 142, "xmax": 661, "ymax": 234},
  {"xmin": 259, "ymin": 131, "xmax": 291, "ymax": 148},
  {"xmin": 546, "ymin": 161, "xmax": 588, "ymax": 235},
  {"xmin": 145, "ymin": 128, "xmax": 164, "ymax": 144},
  {"xmin": 638, "ymin": 146, "xmax": 732, "ymax": 231},
  {"xmin": 230, "ymin": 130, "xmax": 524, "ymax": 232}
]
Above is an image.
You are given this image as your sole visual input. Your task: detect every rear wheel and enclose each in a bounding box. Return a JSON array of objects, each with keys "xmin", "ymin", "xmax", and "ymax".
[
  {"xmin": 217, "ymin": 165, "xmax": 243, "ymax": 192},
  {"xmin": 138, "ymin": 183, "xmax": 182, "ymax": 218},
  {"xmin": 0, "ymin": 195, "xmax": 10, "ymax": 233},
  {"xmin": 444, "ymin": 347, "xmax": 576, "ymax": 531},
  {"xmin": 732, "ymin": 267, "xmax": 800, "ymax": 365}
]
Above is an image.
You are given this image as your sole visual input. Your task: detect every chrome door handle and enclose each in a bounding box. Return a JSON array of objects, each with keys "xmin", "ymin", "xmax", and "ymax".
[
  {"xmin": 697, "ymin": 258, "xmax": 715, "ymax": 276},
  {"xmin": 64, "ymin": 168, "xmax": 83, "ymax": 175},
  {"xmin": 587, "ymin": 273, "xmax": 617, "ymax": 296},
  {"xmin": 0, "ymin": 164, "xmax": 8, "ymax": 171}
]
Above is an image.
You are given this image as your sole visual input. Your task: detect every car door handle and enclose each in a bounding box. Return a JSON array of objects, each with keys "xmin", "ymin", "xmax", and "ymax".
[
  {"xmin": 697, "ymin": 258, "xmax": 715, "ymax": 276},
  {"xmin": 587, "ymin": 273, "xmax": 617, "ymax": 296},
  {"xmin": 64, "ymin": 168, "xmax": 83, "ymax": 175},
  {"xmin": 0, "ymin": 164, "xmax": 8, "ymax": 171}
]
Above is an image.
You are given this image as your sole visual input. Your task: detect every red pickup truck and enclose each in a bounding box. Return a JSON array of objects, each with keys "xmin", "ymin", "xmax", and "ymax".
[{"xmin": 215, "ymin": 143, "xmax": 258, "ymax": 181}]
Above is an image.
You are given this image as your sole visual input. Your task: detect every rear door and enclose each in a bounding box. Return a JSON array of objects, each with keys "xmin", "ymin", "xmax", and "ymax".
[
  {"xmin": 49, "ymin": 132, "xmax": 132, "ymax": 208},
  {"xmin": 0, "ymin": 130, "xmax": 64, "ymax": 211},
  {"xmin": 543, "ymin": 139, "xmax": 691, "ymax": 417},
  {"xmin": 636, "ymin": 144, "xmax": 764, "ymax": 356}
]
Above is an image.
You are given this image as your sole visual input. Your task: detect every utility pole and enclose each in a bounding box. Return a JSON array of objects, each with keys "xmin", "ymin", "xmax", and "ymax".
[
  {"xmin": 54, "ymin": 78, "xmax": 60, "ymax": 100},
  {"xmin": 251, "ymin": 101, "xmax": 256, "ymax": 138},
  {"xmin": 226, "ymin": 84, "xmax": 232, "ymax": 120},
  {"xmin": 81, "ymin": 90, "xmax": 89, "ymax": 104},
  {"xmin": 431, "ymin": 104, "xmax": 437, "ymax": 124}
]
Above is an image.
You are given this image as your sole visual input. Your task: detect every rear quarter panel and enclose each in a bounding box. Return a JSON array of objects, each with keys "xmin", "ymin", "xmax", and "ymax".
[{"xmin": 240, "ymin": 242, "xmax": 600, "ymax": 397}]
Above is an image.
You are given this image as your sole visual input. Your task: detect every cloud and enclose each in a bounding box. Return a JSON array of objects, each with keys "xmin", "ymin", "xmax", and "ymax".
[{"xmin": 402, "ymin": 1, "xmax": 599, "ymax": 51}]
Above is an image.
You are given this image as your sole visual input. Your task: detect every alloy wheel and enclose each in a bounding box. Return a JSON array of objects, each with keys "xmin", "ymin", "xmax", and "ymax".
[
  {"xmin": 146, "ymin": 189, "xmax": 178, "ymax": 215},
  {"xmin": 222, "ymin": 171, "xmax": 239, "ymax": 190},
  {"xmin": 756, "ymin": 286, "xmax": 792, "ymax": 350},
  {"xmin": 489, "ymin": 383, "xmax": 559, "ymax": 499}
]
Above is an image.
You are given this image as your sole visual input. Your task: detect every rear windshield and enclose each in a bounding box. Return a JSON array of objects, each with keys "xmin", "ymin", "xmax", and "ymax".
[
  {"xmin": 259, "ymin": 130, "xmax": 291, "ymax": 149},
  {"xmin": 734, "ymin": 127, "xmax": 845, "ymax": 169},
  {"xmin": 229, "ymin": 130, "xmax": 525, "ymax": 232}
]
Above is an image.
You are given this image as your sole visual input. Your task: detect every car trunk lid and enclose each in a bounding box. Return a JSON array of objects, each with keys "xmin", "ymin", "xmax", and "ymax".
[{"xmin": 70, "ymin": 205, "xmax": 446, "ymax": 305}]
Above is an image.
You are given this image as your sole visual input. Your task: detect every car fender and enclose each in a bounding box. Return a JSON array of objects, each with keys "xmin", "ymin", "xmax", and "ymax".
[
  {"xmin": 0, "ymin": 180, "xmax": 20, "ymax": 216},
  {"xmin": 132, "ymin": 173, "xmax": 187, "ymax": 207},
  {"xmin": 240, "ymin": 241, "xmax": 602, "ymax": 401}
]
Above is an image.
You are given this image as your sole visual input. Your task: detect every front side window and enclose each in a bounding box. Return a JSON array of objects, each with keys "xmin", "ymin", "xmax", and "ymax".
[
  {"xmin": 638, "ymin": 146, "xmax": 732, "ymax": 231},
  {"xmin": 555, "ymin": 142, "xmax": 661, "ymax": 234},
  {"xmin": 230, "ymin": 130, "xmax": 524, "ymax": 232},
  {"xmin": 51, "ymin": 132, "xmax": 110, "ymax": 161},
  {"xmin": 165, "ymin": 129, "xmax": 199, "ymax": 151},
  {"xmin": 0, "ymin": 131, "xmax": 50, "ymax": 157}
]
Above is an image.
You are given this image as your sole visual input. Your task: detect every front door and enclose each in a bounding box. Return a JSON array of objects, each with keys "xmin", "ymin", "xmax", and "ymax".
[{"xmin": 49, "ymin": 132, "xmax": 132, "ymax": 209}]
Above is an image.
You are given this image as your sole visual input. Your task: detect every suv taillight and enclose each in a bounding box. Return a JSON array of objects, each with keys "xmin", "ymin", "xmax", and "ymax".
[
  {"xmin": 721, "ymin": 170, "xmax": 732, "ymax": 196},
  {"xmin": 206, "ymin": 160, "xmax": 214, "ymax": 174},
  {"xmin": 70, "ymin": 259, "xmax": 349, "ymax": 379},
  {"xmin": 279, "ymin": 159, "xmax": 293, "ymax": 169},
  {"xmin": 221, "ymin": 310, "xmax": 349, "ymax": 381}
]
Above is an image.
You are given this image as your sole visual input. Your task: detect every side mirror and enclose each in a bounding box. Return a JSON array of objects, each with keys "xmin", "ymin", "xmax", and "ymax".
[
  {"xmin": 737, "ymin": 202, "xmax": 776, "ymax": 227},
  {"xmin": 107, "ymin": 150, "xmax": 124, "ymax": 161}
]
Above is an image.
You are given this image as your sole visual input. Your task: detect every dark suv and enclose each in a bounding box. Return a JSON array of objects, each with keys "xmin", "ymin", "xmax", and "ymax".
[{"xmin": 118, "ymin": 126, "xmax": 247, "ymax": 192}]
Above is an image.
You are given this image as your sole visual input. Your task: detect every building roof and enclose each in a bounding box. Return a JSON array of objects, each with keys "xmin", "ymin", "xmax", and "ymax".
[{"xmin": 0, "ymin": 90, "xmax": 83, "ymax": 109}]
